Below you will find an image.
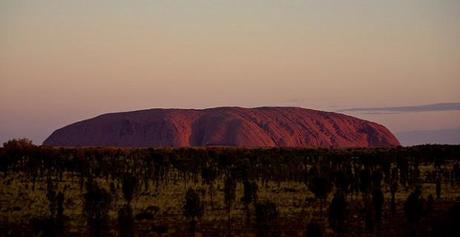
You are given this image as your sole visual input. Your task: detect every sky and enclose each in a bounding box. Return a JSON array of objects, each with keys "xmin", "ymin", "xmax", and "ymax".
[{"xmin": 1, "ymin": 0, "xmax": 459, "ymax": 146}]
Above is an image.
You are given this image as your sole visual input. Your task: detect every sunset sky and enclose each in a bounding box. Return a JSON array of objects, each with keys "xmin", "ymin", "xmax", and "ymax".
[{"xmin": 1, "ymin": 0, "xmax": 459, "ymax": 145}]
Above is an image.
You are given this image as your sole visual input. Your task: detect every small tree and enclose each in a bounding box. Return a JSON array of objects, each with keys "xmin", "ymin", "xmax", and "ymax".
[
  {"xmin": 309, "ymin": 176, "xmax": 332, "ymax": 215},
  {"xmin": 2, "ymin": 138, "xmax": 35, "ymax": 171},
  {"xmin": 305, "ymin": 221, "xmax": 322, "ymax": 237},
  {"xmin": 224, "ymin": 176, "xmax": 236, "ymax": 232},
  {"xmin": 404, "ymin": 186, "xmax": 424, "ymax": 224},
  {"xmin": 3, "ymin": 138, "xmax": 34, "ymax": 150},
  {"xmin": 118, "ymin": 204, "xmax": 134, "ymax": 237},
  {"xmin": 255, "ymin": 201, "xmax": 279, "ymax": 237},
  {"xmin": 56, "ymin": 192, "xmax": 64, "ymax": 219},
  {"xmin": 201, "ymin": 166, "xmax": 217, "ymax": 209},
  {"xmin": 255, "ymin": 201, "xmax": 278, "ymax": 223},
  {"xmin": 183, "ymin": 188, "xmax": 203, "ymax": 235},
  {"xmin": 241, "ymin": 180, "xmax": 258, "ymax": 225},
  {"xmin": 118, "ymin": 174, "xmax": 138, "ymax": 237},
  {"xmin": 390, "ymin": 181, "xmax": 398, "ymax": 214},
  {"xmin": 435, "ymin": 176, "xmax": 441, "ymax": 199},
  {"xmin": 328, "ymin": 191, "xmax": 347, "ymax": 233},
  {"xmin": 84, "ymin": 180, "xmax": 112, "ymax": 237},
  {"xmin": 372, "ymin": 187, "xmax": 384, "ymax": 223},
  {"xmin": 122, "ymin": 174, "xmax": 138, "ymax": 204},
  {"xmin": 359, "ymin": 169, "xmax": 371, "ymax": 195},
  {"xmin": 334, "ymin": 171, "xmax": 350, "ymax": 194},
  {"xmin": 363, "ymin": 195, "xmax": 375, "ymax": 231},
  {"xmin": 224, "ymin": 176, "xmax": 236, "ymax": 213},
  {"xmin": 46, "ymin": 179, "xmax": 57, "ymax": 218}
]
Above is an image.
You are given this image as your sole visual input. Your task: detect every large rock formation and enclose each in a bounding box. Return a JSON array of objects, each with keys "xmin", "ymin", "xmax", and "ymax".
[{"xmin": 43, "ymin": 107, "xmax": 400, "ymax": 148}]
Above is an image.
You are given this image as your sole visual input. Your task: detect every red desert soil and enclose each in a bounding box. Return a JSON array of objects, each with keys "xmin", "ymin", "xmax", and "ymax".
[{"xmin": 43, "ymin": 107, "xmax": 400, "ymax": 148}]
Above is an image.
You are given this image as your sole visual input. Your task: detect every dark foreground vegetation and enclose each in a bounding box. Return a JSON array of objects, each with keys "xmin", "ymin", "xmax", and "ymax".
[{"xmin": 1, "ymin": 139, "xmax": 459, "ymax": 237}]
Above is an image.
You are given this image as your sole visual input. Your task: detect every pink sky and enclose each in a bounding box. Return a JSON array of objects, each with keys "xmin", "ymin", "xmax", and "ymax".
[{"xmin": 1, "ymin": 0, "xmax": 459, "ymax": 145}]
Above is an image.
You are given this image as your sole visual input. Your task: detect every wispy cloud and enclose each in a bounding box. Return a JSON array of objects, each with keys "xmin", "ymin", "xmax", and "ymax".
[
  {"xmin": 361, "ymin": 111, "xmax": 401, "ymax": 115},
  {"xmin": 339, "ymin": 102, "xmax": 460, "ymax": 113}
]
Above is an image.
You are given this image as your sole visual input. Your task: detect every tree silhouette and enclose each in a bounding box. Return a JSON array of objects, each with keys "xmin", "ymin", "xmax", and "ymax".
[
  {"xmin": 305, "ymin": 221, "xmax": 322, "ymax": 237},
  {"xmin": 436, "ymin": 176, "xmax": 441, "ymax": 199},
  {"xmin": 56, "ymin": 191, "xmax": 64, "ymax": 219},
  {"xmin": 309, "ymin": 176, "xmax": 332, "ymax": 214},
  {"xmin": 183, "ymin": 188, "xmax": 203, "ymax": 235},
  {"xmin": 122, "ymin": 174, "xmax": 138, "ymax": 204},
  {"xmin": 359, "ymin": 169, "xmax": 371, "ymax": 195},
  {"xmin": 328, "ymin": 191, "xmax": 347, "ymax": 233},
  {"xmin": 224, "ymin": 176, "xmax": 236, "ymax": 232},
  {"xmin": 2, "ymin": 138, "xmax": 34, "ymax": 150},
  {"xmin": 372, "ymin": 187, "xmax": 384, "ymax": 223},
  {"xmin": 404, "ymin": 186, "xmax": 424, "ymax": 224},
  {"xmin": 255, "ymin": 201, "xmax": 279, "ymax": 237},
  {"xmin": 46, "ymin": 179, "xmax": 57, "ymax": 218},
  {"xmin": 363, "ymin": 194, "xmax": 375, "ymax": 232},
  {"xmin": 241, "ymin": 180, "xmax": 258, "ymax": 225},
  {"xmin": 390, "ymin": 181, "xmax": 398, "ymax": 214},
  {"xmin": 83, "ymin": 180, "xmax": 112, "ymax": 237},
  {"xmin": 201, "ymin": 166, "xmax": 217, "ymax": 209},
  {"xmin": 118, "ymin": 204, "xmax": 134, "ymax": 237}
]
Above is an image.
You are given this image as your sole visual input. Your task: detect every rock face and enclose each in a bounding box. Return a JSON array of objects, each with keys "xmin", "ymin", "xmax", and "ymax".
[{"xmin": 43, "ymin": 107, "xmax": 400, "ymax": 148}]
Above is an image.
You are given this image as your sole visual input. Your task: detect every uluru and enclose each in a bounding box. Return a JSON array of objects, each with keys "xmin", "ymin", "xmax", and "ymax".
[{"xmin": 43, "ymin": 107, "xmax": 400, "ymax": 148}]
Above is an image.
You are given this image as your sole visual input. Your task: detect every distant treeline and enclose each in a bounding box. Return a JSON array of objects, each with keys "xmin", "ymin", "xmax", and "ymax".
[{"xmin": 1, "ymin": 139, "xmax": 459, "ymax": 183}]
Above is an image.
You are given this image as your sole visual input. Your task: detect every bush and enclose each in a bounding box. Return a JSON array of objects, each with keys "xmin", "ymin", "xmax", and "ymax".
[
  {"xmin": 122, "ymin": 174, "xmax": 138, "ymax": 204},
  {"xmin": 183, "ymin": 188, "xmax": 203, "ymax": 220},
  {"xmin": 83, "ymin": 180, "xmax": 112, "ymax": 236},
  {"xmin": 183, "ymin": 188, "xmax": 203, "ymax": 233},
  {"xmin": 255, "ymin": 201, "xmax": 278, "ymax": 225}
]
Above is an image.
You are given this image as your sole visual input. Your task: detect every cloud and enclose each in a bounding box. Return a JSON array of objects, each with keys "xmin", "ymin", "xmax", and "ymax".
[
  {"xmin": 361, "ymin": 111, "xmax": 401, "ymax": 115},
  {"xmin": 339, "ymin": 102, "xmax": 460, "ymax": 113}
]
